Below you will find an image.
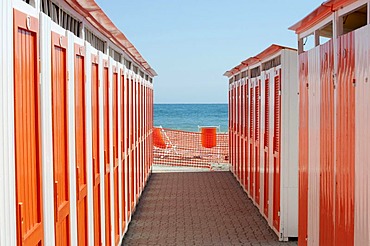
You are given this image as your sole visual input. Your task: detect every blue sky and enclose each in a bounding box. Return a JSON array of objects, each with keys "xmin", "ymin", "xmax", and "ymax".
[{"xmin": 95, "ymin": 0, "xmax": 323, "ymax": 104}]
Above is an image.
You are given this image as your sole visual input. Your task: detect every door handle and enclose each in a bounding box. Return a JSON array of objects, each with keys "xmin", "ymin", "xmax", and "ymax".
[
  {"xmin": 54, "ymin": 181, "xmax": 58, "ymax": 221},
  {"xmin": 76, "ymin": 166, "xmax": 80, "ymax": 198},
  {"xmin": 17, "ymin": 202, "xmax": 24, "ymax": 244}
]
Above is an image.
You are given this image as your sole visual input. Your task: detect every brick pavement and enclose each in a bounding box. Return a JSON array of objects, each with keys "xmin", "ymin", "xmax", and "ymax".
[{"xmin": 122, "ymin": 172, "xmax": 297, "ymax": 246}]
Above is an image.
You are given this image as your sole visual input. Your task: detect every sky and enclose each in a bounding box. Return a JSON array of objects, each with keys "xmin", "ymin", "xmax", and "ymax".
[{"xmin": 95, "ymin": 0, "xmax": 324, "ymax": 104}]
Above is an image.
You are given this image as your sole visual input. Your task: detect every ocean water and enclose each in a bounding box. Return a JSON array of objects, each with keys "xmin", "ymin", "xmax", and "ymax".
[{"xmin": 154, "ymin": 104, "xmax": 228, "ymax": 133}]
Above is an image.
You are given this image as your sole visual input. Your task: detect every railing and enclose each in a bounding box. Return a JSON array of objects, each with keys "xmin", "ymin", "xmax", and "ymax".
[{"xmin": 153, "ymin": 127, "xmax": 229, "ymax": 169}]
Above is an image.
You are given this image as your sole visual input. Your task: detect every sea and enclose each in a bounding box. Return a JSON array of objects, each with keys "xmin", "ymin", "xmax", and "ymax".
[{"xmin": 154, "ymin": 104, "xmax": 228, "ymax": 133}]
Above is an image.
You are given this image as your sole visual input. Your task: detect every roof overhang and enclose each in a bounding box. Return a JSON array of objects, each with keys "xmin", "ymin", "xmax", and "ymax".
[
  {"xmin": 289, "ymin": 0, "xmax": 358, "ymax": 34},
  {"xmin": 224, "ymin": 44, "xmax": 296, "ymax": 78},
  {"xmin": 65, "ymin": 0, "xmax": 157, "ymax": 77}
]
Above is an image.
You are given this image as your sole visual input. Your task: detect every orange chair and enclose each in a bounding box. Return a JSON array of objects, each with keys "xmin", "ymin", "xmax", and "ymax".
[
  {"xmin": 153, "ymin": 127, "xmax": 168, "ymax": 149},
  {"xmin": 153, "ymin": 126, "xmax": 179, "ymax": 157}
]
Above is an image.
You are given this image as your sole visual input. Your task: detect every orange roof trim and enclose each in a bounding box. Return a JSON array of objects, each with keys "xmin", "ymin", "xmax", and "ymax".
[
  {"xmin": 65, "ymin": 0, "xmax": 157, "ymax": 77},
  {"xmin": 224, "ymin": 44, "xmax": 296, "ymax": 78},
  {"xmin": 289, "ymin": 0, "xmax": 357, "ymax": 34}
]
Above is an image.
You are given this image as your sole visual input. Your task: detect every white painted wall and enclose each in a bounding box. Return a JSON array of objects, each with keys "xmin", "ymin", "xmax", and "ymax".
[{"xmin": 281, "ymin": 49, "xmax": 299, "ymax": 238}]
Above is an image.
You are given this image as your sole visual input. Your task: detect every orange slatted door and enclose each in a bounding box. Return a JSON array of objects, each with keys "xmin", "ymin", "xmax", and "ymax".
[
  {"xmin": 130, "ymin": 79, "xmax": 135, "ymax": 211},
  {"xmin": 237, "ymin": 85, "xmax": 240, "ymax": 179},
  {"xmin": 240, "ymin": 84, "xmax": 244, "ymax": 185},
  {"xmin": 137, "ymin": 83, "xmax": 141, "ymax": 195},
  {"xmin": 228, "ymin": 88, "xmax": 231, "ymax": 168},
  {"xmin": 255, "ymin": 80, "xmax": 261, "ymax": 205},
  {"xmin": 103, "ymin": 65, "xmax": 111, "ymax": 246},
  {"xmin": 319, "ymin": 40, "xmax": 335, "ymax": 246},
  {"xmin": 298, "ymin": 53, "xmax": 309, "ymax": 246},
  {"xmin": 233, "ymin": 87, "xmax": 236, "ymax": 173},
  {"xmin": 136, "ymin": 82, "xmax": 140, "ymax": 197},
  {"xmin": 229, "ymin": 87, "xmax": 234, "ymax": 171},
  {"xmin": 230, "ymin": 87, "xmax": 233, "ymax": 171},
  {"xmin": 230, "ymin": 87, "xmax": 234, "ymax": 172},
  {"xmin": 263, "ymin": 76, "xmax": 270, "ymax": 217},
  {"xmin": 74, "ymin": 44, "xmax": 88, "ymax": 246},
  {"xmin": 52, "ymin": 32, "xmax": 70, "ymax": 246},
  {"xmin": 335, "ymin": 32, "xmax": 355, "ymax": 246},
  {"xmin": 145, "ymin": 86, "xmax": 148, "ymax": 178},
  {"xmin": 143, "ymin": 87, "xmax": 146, "ymax": 181},
  {"xmin": 238, "ymin": 85, "xmax": 243, "ymax": 181},
  {"xmin": 272, "ymin": 70, "xmax": 281, "ymax": 231},
  {"xmin": 135, "ymin": 82, "xmax": 139, "ymax": 197},
  {"xmin": 249, "ymin": 84, "xmax": 254, "ymax": 198},
  {"xmin": 112, "ymin": 70, "xmax": 120, "ymax": 245},
  {"xmin": 235, "ymin": 86, "xmax": 238, "ymax": 177},
  {"xmin": 244, "ymin": 83, "xmax": 249, "ymax": 189},
  {"xmin": 13, "ymin": 10, "xmax": 44, "ymax": 246},
  {"xmin": 91, "ymin": 55, "xmax": 101, "ymax": 246},
  {"xmin": 126, "ymin": 78, "xmax": 131, "ymax": 218},
  {"xmin": 141, "ymin": 85, "xmax": 144, "ymax": 188},
  {"xmin": 238, "ymin": 85, "xmax": 242, "ymax": 179},
  {"xmin": 120, "ymin": 73, "xmax": 126, "ymax": 233},
  {"xmin": 141, "ymin": 85, "xmax": 144, "ymax": 190}
]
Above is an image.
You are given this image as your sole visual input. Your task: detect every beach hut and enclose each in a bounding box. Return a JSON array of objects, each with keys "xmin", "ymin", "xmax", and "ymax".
[
  {"xmin": 0, "ymin": 0, "xmax": 155, "ymax": 245},
  {"xmin": 225, "ymin": 44, "xmax": 298, "ymax": 241},
  {"xmin": 290, "ymin": 0, "xmax": 370, "ymax": 245}
]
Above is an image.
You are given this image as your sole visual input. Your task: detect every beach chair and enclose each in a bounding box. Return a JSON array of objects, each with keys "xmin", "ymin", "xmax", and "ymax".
[
  {"xmin": 153, "ymin": 126, "xmax": 179, "ymax": 158},
  {"xmin": 198, "ymin": 126, "xmax": 221, "ymax": 163}
]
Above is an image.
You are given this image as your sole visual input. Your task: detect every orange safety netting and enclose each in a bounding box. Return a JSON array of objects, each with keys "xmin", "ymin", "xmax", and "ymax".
[{"xmin": 153, "ymin": 127, "xmax": 229, "ymax": 169}]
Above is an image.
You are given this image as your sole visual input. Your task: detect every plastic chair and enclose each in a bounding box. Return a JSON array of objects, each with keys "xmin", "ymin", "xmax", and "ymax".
[{"xmin": 153, "ymin": 126, "xmax": 179, "ymax": 157}]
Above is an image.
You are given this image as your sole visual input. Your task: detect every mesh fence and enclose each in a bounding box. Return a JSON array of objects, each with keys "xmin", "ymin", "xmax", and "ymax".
[{"xmin": 153, "ymin": 127, "xmax": 229, "ymax": 169}]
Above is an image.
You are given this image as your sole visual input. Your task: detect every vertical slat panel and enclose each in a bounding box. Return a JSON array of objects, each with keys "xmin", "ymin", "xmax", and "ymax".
[
  {"xmin": 319, "ymin": 40, "xmax": 335, "ymax": 246},
  {"xmin": 103, "ymin": 64, "xmax": 111, "ymax": 246},
  {"xmin": 263, "ymin": 75, "xmax": 270, "ymax": 218},
  {"xmin": 120, "ymin": 73, "xmax": 126, "ymax": 234},
  {"xmin": 91, "ymin": 56, "xmax": 101, "ymax": 246},
  {"xmin": 126, "ymin": 77, "xmax": 132, "ymax": 219},
  {"xmin": 241, "ymin": 82, "xmax": 245, "ymax": 186},
  {"xmin": 233, "ymin": 84, "xmax": 236, "ymax": 175},
  {"xmin": 13, "ymin": 9, "xmax": 44, "ymax": 245},
  {"xmin": 335, "ymin": 31, "xmax": 355, "ymax": 246},
  {"xmin": 112, "ymin": 70, "xmax": 120, "ymax": 245},
  {"xmin": 237, "ymin": 83, "xmax": 240, "ymax": 179},
  {"xmin": 307, "ymin": 47, "xmax": 320, "ymax": 246},
  {"xmin": 272, "ymin": 69, "xmax": 282, "ymax": 232},
  {"xmin": 52, "ymin": 32, "xmax": 70, "ymax": 246},
  {"xmin": 74, "ymin": 44, "xmax": 88, "ymax": 246},
  {"xmin": 249, "ymin": 82, "xmax": 254, "ymax": 198},
  {"xmin": 243, "ymin": 82, "xmax": 249, "ymax": 189},
  {"xmin": 255, "ymin": 80, "xmax": 261, "ymax": 205},
  {"xmin": 354, "ymin": 25, "xmax": 370, "ymax": 246},
  {"xmin": 130, "ymin": 78, "xmax": 135, "ymax": 212},
  {"xmin": 228, "ymin": 86, "xmax": 232, "ymax": 173}
]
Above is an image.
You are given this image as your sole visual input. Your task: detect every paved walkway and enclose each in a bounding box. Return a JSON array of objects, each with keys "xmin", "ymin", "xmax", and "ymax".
[{"xmin": 122, "ymin": 171, "xmax": 297, "ymax": 246}]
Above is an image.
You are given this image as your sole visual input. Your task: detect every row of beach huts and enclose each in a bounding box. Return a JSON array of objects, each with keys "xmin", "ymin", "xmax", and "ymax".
[
  {"xmin": 1, "ymin": 0, "xmax": 155, "ymax": 245},
  {"xmin": 225, "ymin": 0, "xmax": 370, "ymax": 245}
]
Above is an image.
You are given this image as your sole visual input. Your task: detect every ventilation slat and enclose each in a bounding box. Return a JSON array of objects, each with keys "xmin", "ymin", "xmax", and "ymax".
[
  {"xmin": 41, "ymin": 0, "xmax": 81, "ymax": 37},
  {"xmin": 273, "ymin": 73, "xmax": 281, "ymax": 152},
  {"xmin": 85, "ymin": 28, "xmax": 105, "ymax": 53},
  {"xmin": 264, "ymin": 78, "xmax": 270, "ymax": 147}
]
